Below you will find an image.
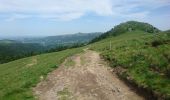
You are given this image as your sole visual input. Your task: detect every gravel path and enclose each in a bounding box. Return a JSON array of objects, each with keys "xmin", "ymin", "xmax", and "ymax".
[{"xmin": 33, "ymin": 50, "xmax": 144, "ymax": 100}]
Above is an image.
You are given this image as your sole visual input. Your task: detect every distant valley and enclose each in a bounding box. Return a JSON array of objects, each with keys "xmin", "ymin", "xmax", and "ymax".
[
  {"xmin": 9, "ymin": 32, "xmax": 102, "ymax": 47},
  {"xmin": 0, "ymin": 32, "xmax": 102, "ymax": 63}
]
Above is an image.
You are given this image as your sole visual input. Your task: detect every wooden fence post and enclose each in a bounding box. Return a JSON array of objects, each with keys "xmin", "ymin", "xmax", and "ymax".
[{"xmin": 110, "ymin": 41, "xmax": 112, "ymax": 50}]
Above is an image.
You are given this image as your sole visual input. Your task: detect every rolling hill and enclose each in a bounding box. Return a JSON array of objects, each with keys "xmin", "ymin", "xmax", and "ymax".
[
  {"xmin": 0, "ymin": 40, "xmax": 45, "ymax": 64},
  {"xmin": 91, "ymin": 21, "xmax": 160, "ymax": 43}
]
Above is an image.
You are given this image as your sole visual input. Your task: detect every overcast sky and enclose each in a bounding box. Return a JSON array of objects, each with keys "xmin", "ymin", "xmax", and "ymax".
[{"xmin": 0, "ymin": 0, "xmax": 170, "ymax": 36}]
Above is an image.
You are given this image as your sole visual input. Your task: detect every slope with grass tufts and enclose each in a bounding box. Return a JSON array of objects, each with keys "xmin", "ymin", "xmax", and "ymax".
[
  {"xmin": 90, "ymin": 30, "xmax": 170, "ymax": 99},
  {"xmin": 0, "ymin": 48, "xmax": 83, "ymax": 100}
]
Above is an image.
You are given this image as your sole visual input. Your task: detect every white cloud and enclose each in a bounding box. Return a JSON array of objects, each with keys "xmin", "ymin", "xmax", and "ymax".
[
  {"xmin": 0, "ymin": 0, "xmax": 113, "ymax": 21},
  {"xmin": 0, "ymin": 0, "xmax": 169, "ymax": 21},
  {"xmin": 4, "ymin": 14, "xmax": 32, "ymax": 21},
  {"xmin": 124, "ymin": 11, "xmax": 150, "ymax": 20},
  {"xmin": 40, "ymin": 12, "xmax": 84, "ymax": 21}
]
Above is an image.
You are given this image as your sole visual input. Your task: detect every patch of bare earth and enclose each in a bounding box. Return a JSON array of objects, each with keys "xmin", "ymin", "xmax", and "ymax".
[
  {"xmin": 26, "ymin": 57, "xmax": 37, "ymax": 67},
  {"xmin": 33, "ymin": 50, "xmax": 144, "ymax": 100}
]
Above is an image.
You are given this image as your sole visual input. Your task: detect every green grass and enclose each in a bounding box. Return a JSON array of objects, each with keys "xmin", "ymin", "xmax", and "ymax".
[
  {"xmin": 89, "ymin": 30, "xmax": 170, "ymax": 99},
  {"xmin": 64, "ymin": 58, "xmax": 75, "ymax": 67},
  {"xmin": 1, "ymin": 29, "xmax": 170, "ymax": 99},
  {"xmin": 0, "ymin": 47, "xmax": 83, "ymax": 100},
  {"xmin": 57, "ymin": 88, "xmax": 73, "ymax": 100}
]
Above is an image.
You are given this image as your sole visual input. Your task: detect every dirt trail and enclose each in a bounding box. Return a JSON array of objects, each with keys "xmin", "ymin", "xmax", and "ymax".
[{"xmin": 34, "ymin": 50, "xmax": 144, "ymax": 100}]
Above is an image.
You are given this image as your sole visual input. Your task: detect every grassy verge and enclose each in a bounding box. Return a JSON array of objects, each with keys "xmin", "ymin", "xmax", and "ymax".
[
  {"xmin": 57, "ymin": 88, "xmax": 73, "ymax": 100},
  {"xmin": 90, "ymin": 30, "xmax": 170, "ymax": 99},
  {"xmin": 0, "ymin": 47, "xmax": 83, "ymax": 100},
  {"xmin": 64, "ymin": 57, "xmax": 76, "ymax": 67}
]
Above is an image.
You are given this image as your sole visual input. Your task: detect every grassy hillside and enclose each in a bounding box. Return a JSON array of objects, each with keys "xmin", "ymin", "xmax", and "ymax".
[
  {"xmin": 89, "ymin": 30, "xmax": 170, "ymax": 99},
  {"xmin": 0, "ymin": 47, "xmax": 83, "ymax": 100},
  {"xmin": 91, "ymin": 21, "xmax": 160, "ymax": 43}
]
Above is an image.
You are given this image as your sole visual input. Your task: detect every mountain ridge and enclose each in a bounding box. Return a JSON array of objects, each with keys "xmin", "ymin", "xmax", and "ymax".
[{"xmin": 15, "ymin": 32, "xmax": 102, "ymax": 46}]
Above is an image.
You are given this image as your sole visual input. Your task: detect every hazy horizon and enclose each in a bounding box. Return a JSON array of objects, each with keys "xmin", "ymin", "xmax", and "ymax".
[
  {"xmin": 0, "ymin": 32, "xmax": 103, "ymax": 39},
  {"xmin": 0, "ymin": 0, "xmax": 170, "ymax": 37}
]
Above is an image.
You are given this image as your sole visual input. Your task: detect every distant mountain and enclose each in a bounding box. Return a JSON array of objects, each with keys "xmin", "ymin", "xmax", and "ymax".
[
  {"xmin": 91, "ymin": 21, "xmax": 160, "ymax": 42},
  {"xmin": 0, "ymin": 32, "xmax": 102, "ymax": 63},
  {"xmin": 17, "ymin": 32, "xmax": 102, "ymax": 48},
  {"xmin": 0, "ymin": 39, "xmax": 20, "ymax": 44}
]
